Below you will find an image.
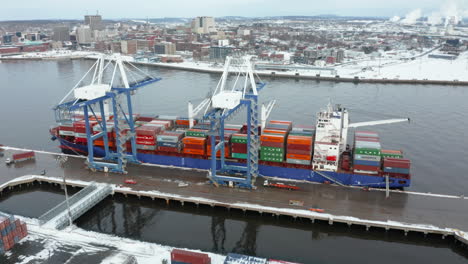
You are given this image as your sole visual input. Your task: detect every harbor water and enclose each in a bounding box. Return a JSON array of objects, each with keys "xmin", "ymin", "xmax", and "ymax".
[{"xmin": 0, "ymin": 60, "xmax": 467, "ymax": 262}]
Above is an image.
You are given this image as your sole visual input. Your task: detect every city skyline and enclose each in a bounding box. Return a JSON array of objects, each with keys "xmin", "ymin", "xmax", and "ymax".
[{"xmin": 0, "ymin": 0, "xmax": 464, "ymax": 20}]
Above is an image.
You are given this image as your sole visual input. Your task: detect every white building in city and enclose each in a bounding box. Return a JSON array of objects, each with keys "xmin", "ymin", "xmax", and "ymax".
[
  {"xmin": 76, "ymin": 25, "xmax": 92, "ymax": 44},
  {"xmin": 191, "ymin": 16, "xmax": 216, "ymax": 34}
]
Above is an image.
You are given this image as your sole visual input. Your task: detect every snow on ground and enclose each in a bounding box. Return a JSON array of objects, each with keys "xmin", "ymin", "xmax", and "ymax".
[
  {"xmin": 337, "ymin": 52, "xmax": 468, "ymax": 81},
  {"xmin": 5, "ymin": 49, "xmax": 468, "ymax": 82},
  {"xmin": 16, "ymin": 216, "xmax": 227, "ymax": 264}
]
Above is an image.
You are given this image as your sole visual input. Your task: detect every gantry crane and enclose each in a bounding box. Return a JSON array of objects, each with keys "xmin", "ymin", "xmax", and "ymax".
[
  {"xmin": 188, "ymin": 56, "xmax": 272, "ymax": 189},
  {"xmin": 54, "ymin": 54, "xmax": 161, "ymax": 174}
]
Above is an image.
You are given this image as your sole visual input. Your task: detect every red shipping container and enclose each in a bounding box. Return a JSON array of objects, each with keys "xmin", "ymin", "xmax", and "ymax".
[
  {"xmin": 353, "ymin": 164, "xmax": 380, "ymax": 171},
  {"xmin": 171, "ymin": 249, "xmax": 211, "ymax": 264},
  {"xmin": 136, "ymin": 140, "xmax": 156, "ymax": 146},
  {"xmin": 136, "ymin": 116, "xmax": 155, "ymax": 122},
  {"xmin": 383, "ymin": 158, "xmax": 411, "ymax": 168},
  {"xmin": 136, "ymin": 125, "xmax": 162, "ymax": 136},
  {"xmin": 286, "ymin": 149, "xmax": 311, "ymax": 155},
  {"xmin": 231, "ymin": 144, "xmax": 247, "ymax": 153},
  {"xmin": 158, "ymin": 146, "xmax": 180, "ymax": 152},
  {"xmin": 355, "ymin": 136, "xmax": 380, "ymax": 142},
  {"xmin": 261, "ymin": 141, "xmax": 284, "ymax": 148},
  {"xmin": 286, "ymin": 143, "xmax": 312, "ymax": 151},
  {"xmin": 184, "ymin": 144, "xmax": 205, "ymax": 150}
]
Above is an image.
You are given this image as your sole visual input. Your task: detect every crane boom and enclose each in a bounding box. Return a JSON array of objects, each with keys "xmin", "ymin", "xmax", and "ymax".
[{"xmin": 347, "ymin": 118, "xmax": 409, "ymax": 128}]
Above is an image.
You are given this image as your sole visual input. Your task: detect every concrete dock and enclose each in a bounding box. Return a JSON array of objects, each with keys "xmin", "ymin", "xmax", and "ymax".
[{"xmin": 1, "ymin": 147, "xmax": 467, "ymax": 244}]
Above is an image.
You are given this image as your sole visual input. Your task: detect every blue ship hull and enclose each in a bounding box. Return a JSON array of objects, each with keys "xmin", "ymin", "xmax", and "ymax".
[{"xmin": 58, "ymin": 138, "xmax": 410, "ymax": 188}]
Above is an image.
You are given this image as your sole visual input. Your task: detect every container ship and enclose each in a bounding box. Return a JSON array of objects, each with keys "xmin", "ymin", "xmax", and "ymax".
[{"xmin": 51, "ymin": 55, "xmax": 411, "ymax": 188}]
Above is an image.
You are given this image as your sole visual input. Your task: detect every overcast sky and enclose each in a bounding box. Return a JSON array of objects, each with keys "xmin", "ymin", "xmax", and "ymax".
[{"xmin": 0, "ymin": 0, "xmax": 464, "ymax": 20}]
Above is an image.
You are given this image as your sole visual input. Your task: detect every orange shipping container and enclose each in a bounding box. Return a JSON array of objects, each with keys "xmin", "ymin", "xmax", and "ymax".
[
  {"xmin": 286, "ymin": 153, "xmax": 311, "ymax": 160},
  {"xmin": 269, "ymin": 120, "xmax": 293, "ymax": 125},
  {"xmin": 183, "ymin": 137, "xmax": 206, "ymax": 145},
  {"xmin": 287, "ymin": 135, "xmax": 313, "ymax": 145},
  {"xmin": 183, "ymin": 149, "xmax": 205, "ymax": 155},
  {"xmin": 260, "ymin": 134, "xmax": 286, "ymax": 143},
  {"xmin": 94, "ymin": 140, "xmax": 115, "ymax": 148}
]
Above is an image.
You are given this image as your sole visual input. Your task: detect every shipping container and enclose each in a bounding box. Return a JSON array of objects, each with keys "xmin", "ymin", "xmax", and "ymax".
[
  {"xmin": 171, "ymin": 249, "xmax": 211, "ymax": 264},
  {"xmin": 383, "ymin": 158, "xmax": 411, "ymax": 169},
  {"xmin": 381, "ymin": 149, "xmax": 404, "ymax": 159},
  {"xmin": 224, "ymin": 253, "xmax": 267, "ymax": 264}
]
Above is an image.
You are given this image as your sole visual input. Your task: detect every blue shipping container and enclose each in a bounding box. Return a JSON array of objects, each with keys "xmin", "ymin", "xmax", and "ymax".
[
  {"xmin": 157, "ymin": 142, "xmax": 181, "ymax": 148},
  {"xmin": 353, "ymin": 159, "xmax": 380, "ymax": 167}
]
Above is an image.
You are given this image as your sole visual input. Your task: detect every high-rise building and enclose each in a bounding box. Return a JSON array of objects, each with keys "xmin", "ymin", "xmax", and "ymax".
[
  {"xmin": 76, "ymin": 26, "xmax": 92, "ymax": 44},
  {"xmin": 85, "ymin": 14, "xmax": 103, "ymax": 31},
  {"xmin": 53, "ymin": 26, "xmax": 70, "ymax": 42},
  {"xmin": 121, "ymin": 40, "xmax": 137, "ymax": 55},
  {"xmin": 154, "ymin": 42, "xmax": 176, "ymax": 55},
  {"xmin": 336, "ymin": 49, "xmax": 345, "ymax": 63},
  {"xmin": 209, "ymin": 46, "xmax": 233, "ymax": 61},
  {"xmin": 191, "ymin": 16, "xmax": 216, "ymax": 34}
]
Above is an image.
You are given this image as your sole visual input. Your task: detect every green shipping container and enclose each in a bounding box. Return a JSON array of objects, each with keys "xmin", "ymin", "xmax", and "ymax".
[
  {"xmin": 354, "ymin": 148, "xmax": 381, "ymax": 156},
  {"xmin": 260, "ymin": 146, "xmax": 284, "ymax": 153},
  {"xmin": 232, "ymin": 153, "xmax": 248, "ymax": 159},
  {"xmin": 186, "ymin": 130, "xmax": 207, "ymax": 137},
  {"xmin": 231, "ymin": 137, "xmax": 247, "ymax": 144},
  {"xmin": 260, "ymin": 156, "xmax": 283, "ymax": 162},
  {"xmin": 261, "ymin": 152, "xmax": 284, "ymax": 158},
  {"xmin": 381, "ymin": 153, "xmax": 404, "ymax": 159}
]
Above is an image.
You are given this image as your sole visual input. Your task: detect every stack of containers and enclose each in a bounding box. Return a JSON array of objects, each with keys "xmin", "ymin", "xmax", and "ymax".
[
  {"xmin": 353, "ymin": 131, "xmax": 381, "ymax": 175},
  {"xmin": 156, "ymin": 115, "xmax": 178, "ymax": 128},
  {"xmin": 260, "ymin": 133, "xmax": 287, "ymax": 162},
  {"xmin": 193, "ymin": 122, "xmax": 211, "ymax": 130},
  {"xmin": 73, "ymin": 120, "xmax": 98, "ymax": 144},
  {"xmin": 289, "ymin": 125, "xmax": 315, "ymax": 137},
  {"xmin": 182, "ymin": 137, "xmax": 207, "ymax": 155},
  {"xmin": 135, "ymin": 115, "xmax": 156, "ymax": 126},
  {"xmin": 147, "ymin": 119, "xmax": 172, "ymax": 130},
  {"xmin": 286, "ymin": 134, "xmax": 313, "ymax": 165},
  {"xmin": 207, "ymin": 134, "xmax": 232, "ymax": 158},
  {"xmin": 260, "ymin": 120, "xmax": 291, "ymax": 163},
  {"xmin": 171, "ymin": 249, "xmax": 211, "ymax": 264},
  {"xmin": 264, "ymin": 120, "xmax": 292, "ymax": 133},
  {"xmin": 157, "ymin": 131, "xmax": 185, "ymax": 152},
  {"xmin": 135, "ymin": 125, "xmax": 163, "ymax": 150},
  {"xmin": 0, "ymin": 213, "xmax": 28, "ymax": 254},
  {"xmin": 92, "ymin": 121, "xmax": 115, "ymax": 148},
  {"xmin": 58, "ymin": 121, "xmax": 75, "ymax": 137},
  {"xmin": 231, "ymin": 134, "xmax": 248, "ymax": 159},
  {"xmin": 381, "ymin": 149, "xmax": 404, "ymax": 159},
  {"xmin": 175, "ymin": 118, "xmax": 197, "ymax": 129},
  {"xmin": 224, "ymin": 124, "xmax": 242, "ymax": 133},
  {"xmin": 383, "ymin": 158, "xmax": 411, "ymax": 179}
]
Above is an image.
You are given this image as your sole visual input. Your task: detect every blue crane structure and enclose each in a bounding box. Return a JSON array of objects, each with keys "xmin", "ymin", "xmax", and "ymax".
[
  {"xmin": 53, "ymin": 55, "xmax": 161, "ymax": 174},
  {"xmin": 188, "ymin": 56, "xmax": 270, "ymax": 189}
]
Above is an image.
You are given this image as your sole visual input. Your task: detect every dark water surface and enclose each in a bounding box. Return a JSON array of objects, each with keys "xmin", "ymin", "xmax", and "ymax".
[
  {"xmin": 1, "ymin": 187, "xmax": 467, "ymax": 263},
  {"xmin": 0, "ymin": 60, "xmax": 467, "ymax": 262}
]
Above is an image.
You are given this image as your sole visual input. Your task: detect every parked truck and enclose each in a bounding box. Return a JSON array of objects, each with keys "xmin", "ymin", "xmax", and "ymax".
[{"xmin": 5, "ymin": 151, "xmax": 35, "ymax": 165}]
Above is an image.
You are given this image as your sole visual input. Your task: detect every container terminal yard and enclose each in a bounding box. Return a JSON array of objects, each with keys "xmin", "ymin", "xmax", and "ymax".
[{"xmin": 0, "ymin": 54, "xmax": 467, "ymax": 263}]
